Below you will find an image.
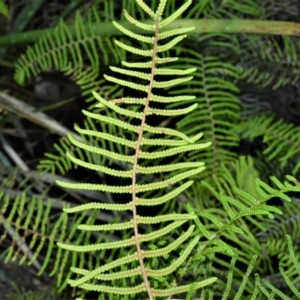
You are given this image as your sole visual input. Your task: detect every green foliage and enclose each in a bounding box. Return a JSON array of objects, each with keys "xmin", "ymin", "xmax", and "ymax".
[
  {"xmin": 1, "ymin": 0, "xmax": 300, "ymax": 299},
  {"xmin": 238, "ymin": 35, "xmax": 300, "ymax": 89},
  {"xmin": 14, "ymin": 6, "xmax": 125, "ymax": 103},
  {"xmin": 0, "ymin": 165, "xmax": 116, "ymax": 299},
  {"xmin": 239, "ymin": 115, "xmax": 300, "ymax": 174},
  {"xmin": 38, "ymin": 101, "xmax": 131, "ymax": 175},
  {"xmin": 213, "ymin": 236, "xmax": 300, "ymax": 300},
  {"xmin": 167, "ymin": 49, "xmax": 240, "ymax": 179},
  {"xmin": 54, "ymin": 1, "xmax": 219, "ymax": 298},
  {"xmin": 187, "ymin": 158, "xmax": 300, "ymax": 299},
  {"xmin": 0, "ymin": 189, "xmax": 108, "ymax": 298},
  {"xmin": 0, "ymin": 0, "xmax": 9, "ymax": 18}
]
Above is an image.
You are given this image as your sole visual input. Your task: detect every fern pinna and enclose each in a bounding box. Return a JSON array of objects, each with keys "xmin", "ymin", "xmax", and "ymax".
[{"xmin": 55, "ymin": 0, "xmax": 216, "ymax": 299}]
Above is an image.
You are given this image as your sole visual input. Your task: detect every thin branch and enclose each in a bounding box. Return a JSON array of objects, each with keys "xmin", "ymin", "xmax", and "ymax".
[
  {"xmin": 1, "ymin": 19, "xmax": 300, "ymax": 46},
  {"xmin": 0, "ymin": 91, "xmax": 82, "ymax": 140}
]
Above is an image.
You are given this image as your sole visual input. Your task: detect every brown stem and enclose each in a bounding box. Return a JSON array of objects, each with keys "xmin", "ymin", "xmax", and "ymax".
[{"xmin": 131, "ymin": 18, "xmax": 160, "ymax": 300}]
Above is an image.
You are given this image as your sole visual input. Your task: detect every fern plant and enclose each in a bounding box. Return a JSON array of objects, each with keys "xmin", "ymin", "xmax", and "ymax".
[
  {"xmin": 54, "ymin": 0, "xmax": 217, "ymax": 298},
  {"xmin": 2, "ymin": 0, "xmax": 300, "ymax": 299},
  {"xmin": 13, "ymin": 6, "xmax": 125, "ymax": 104}
]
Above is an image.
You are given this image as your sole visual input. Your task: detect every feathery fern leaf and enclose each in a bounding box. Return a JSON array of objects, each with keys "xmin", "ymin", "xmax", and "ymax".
[
  {"xmin": 0, "ymin": 190, "xmax": 96, "ymax": 297},
  {"xmin": 185, "ymin": 154, "xmax": 300, "ymax": 297},
  {"xmin": 257, "ymin": 199, "xmax": 300, "ymax": 257},
  {"xmin": 239, "ymin": 35, "xmax": 300, "ymax": 89},
  {"xmin": 55, "ymin": 1, "xmax": 216, "ymax": 299},
  {"xmin": 14, "ymin": 7, "xmax": 125, "ymax": 103},
  {"xmin": 167, "ymin": 49, "xmax": 240, "ymax": 179},
  {"xmin": 238, "ymin": 115, "xmax": 300, "ymax": 175},
  {"xmin": 210, "ymin": 237, "xmax": 300, "ymax": 300},
  {"xmin": 191, "ymin": 174, "xmax": 300, "ymax": 259}
]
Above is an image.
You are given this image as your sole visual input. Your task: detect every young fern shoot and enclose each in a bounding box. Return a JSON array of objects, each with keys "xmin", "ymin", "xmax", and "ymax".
[{"xmin": 56, "ymin": 0, "xmax": 216, "ymax": 299}]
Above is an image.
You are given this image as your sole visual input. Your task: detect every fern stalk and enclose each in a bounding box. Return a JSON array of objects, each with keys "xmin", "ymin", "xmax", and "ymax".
[
  {"xmin": 130, "ymin": 9, "xmax": 160, "ymax": 300},
  {"xmin": 3, "ymin": 20, "xmax": 300, "ymax": 47}
]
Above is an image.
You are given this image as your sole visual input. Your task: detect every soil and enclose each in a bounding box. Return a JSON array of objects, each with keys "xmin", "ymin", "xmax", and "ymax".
[{"xmin": 0, "ymin": 260, "xmax": 57, "ymax": 300}]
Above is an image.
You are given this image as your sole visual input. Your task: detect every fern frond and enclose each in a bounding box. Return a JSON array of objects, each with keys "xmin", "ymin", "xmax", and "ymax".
[
  {"xmin": 0, "ymin": 190, "xmax": 99, "ymax": 297},
  {"xmin": 256, "ymin": 235, "xmax": 300, "ymax": 299},
  {"xmin": 238, "ymin": 115, "xmax": 300, "ymax": 174},
  {"xmin": 239, "ymin": 35, "xmax": 300, "ymax": 89},
  {"xmin": 14, "ymin": 8, "xmax": 124, "ymax": 103},
  {"xmin": 186, "ymin": 153, "xmax": 300, "ymax": 296},
  {"xmin": 55, "ymin": 0, "xmax": 215, "ymax": 299},
  {"xmin": 167, "ymin": 49, "xmax": 240, "ymax": 178},
  {"xmin": 257, "ymin": 199, "xmax": 300, "ymax": 256}
]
